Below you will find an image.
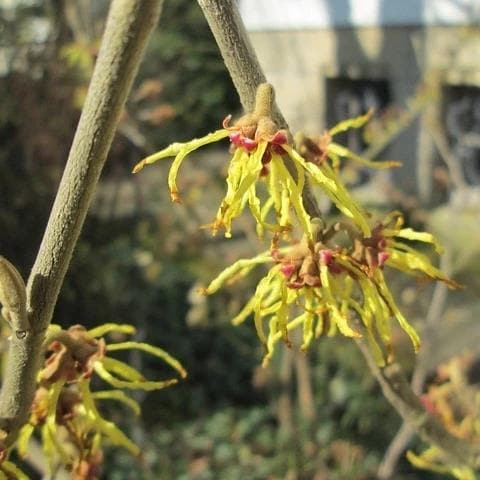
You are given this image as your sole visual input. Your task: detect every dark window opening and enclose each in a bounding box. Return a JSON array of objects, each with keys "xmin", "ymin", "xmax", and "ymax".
[
  {"xmin": 443, "ymin": 85, "xmax": 480, "ymax": 185},
  {"xmin": 325, "ymin": 77, "xmax": 391, "ymax": 185}
]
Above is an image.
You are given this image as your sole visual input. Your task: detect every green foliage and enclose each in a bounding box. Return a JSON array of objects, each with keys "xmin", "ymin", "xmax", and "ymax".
[
  {"xmin": 139, "ymin": 0, "xmax": 238, "ymax": 144},
  {"xmin": 103, "ymin": 340, "xmax": 407, "ymax": 479}
]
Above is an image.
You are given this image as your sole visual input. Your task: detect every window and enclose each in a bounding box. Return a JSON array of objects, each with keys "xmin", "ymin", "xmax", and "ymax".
[
  {"xmin": 443, "ymin": 85, "xmax": 480, "ymax": 185},
  {"xmin": 326, "ymin": 77, "xmax": 391, "ymax": 184}
]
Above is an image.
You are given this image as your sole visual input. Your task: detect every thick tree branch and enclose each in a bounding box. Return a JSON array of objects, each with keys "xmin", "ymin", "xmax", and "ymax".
[
  {"xmin": 198, "ymin": 0, "xmax": 480, "ymax": 470},
  {"xmin": 0, "ymin": 0, "xmax": 163, "ymax": 447}
]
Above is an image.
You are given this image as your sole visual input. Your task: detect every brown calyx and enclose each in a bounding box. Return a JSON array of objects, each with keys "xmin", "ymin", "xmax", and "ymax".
[
  {"xmin": 273, "ymin": 239, "xmax": 340, "ymax": 289},
  {"xmin": 41, "ymin": 325, "xmax": 106, "ymax": 384},
  {"xmin": 351, "ymin": 223, "xmax": 389, "ymax": 273},
  {"xmin": 295, "ymin": 131, "xmax": 331, "ymax": 165}
]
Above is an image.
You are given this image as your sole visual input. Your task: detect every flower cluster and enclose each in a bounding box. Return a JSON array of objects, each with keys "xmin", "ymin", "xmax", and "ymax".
[
  {"xmin": 203, "ymin": 214, "xmax": 457, "ymax": 366},
  {"xmin": 134, "ymin": 82, "xmax": 457, "ymax": 366},
  {"xmin": 133, "ymin": 84, "xmax": 387, "ymax": 239},
  {"xmin": 16, "ymin": 323, "xmax": 186, "ymax": 478}
]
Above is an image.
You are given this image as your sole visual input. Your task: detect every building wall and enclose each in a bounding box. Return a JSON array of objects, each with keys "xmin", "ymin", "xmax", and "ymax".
[{"xmin": 247, "ymin": 25, "xmax": 480, "ymax": 196}]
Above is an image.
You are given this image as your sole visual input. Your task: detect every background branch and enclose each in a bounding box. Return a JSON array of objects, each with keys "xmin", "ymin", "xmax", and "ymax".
[
  {"xmin": 356, "ymin": 332, "xmax": 480, "ymax": 469},
  {"xmin": 0, "ymin": 0, "xmax": 163, "ymax": 447},
  {"xmin": 378, "ymin": 253, "xmax": 451, "ymax": 478},
  {"xmin": 198, "ymin": 0, "xmax": 480, "ymax": 470}
]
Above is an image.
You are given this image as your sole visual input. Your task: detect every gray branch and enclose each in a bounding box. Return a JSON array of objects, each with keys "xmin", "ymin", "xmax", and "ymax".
[{"xmin": 0, "ymin": 0, "xmax": 163, "ymax": 447}]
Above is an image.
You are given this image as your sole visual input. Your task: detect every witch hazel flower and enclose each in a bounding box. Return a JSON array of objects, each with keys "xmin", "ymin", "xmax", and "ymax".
[
  {"xmin": 202, "ymin": 216, "xmax": 458, "ymax": 367},
  {"xmin": 295, "ymin": 109, "xmax": 402, "ymax": 173},
  {"xmin": 351, "ymin": 211, "xmax": 460, "ymax": 287},
  {"xmin": 132, "ymin": 83, "xmax": 374, "ymax": 240},
  {"xmin": 17, "ymin": 323, "xmax": 186, "ymax": 477},
  {"xmin": 133, "ymin": 83, "xmax": 310, "ymax": 238}
]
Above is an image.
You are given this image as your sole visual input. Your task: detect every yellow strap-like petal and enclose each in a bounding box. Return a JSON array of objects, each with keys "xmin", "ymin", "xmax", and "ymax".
[
  {"xmin": 387, "ymin": 248, "xmax": 459, "ymax": 288},
  {"xmin": 329, "ymin": 110, "xmax": 373, "ymax": 137},
  {"xmin": 1, "ymin": 462, "xmax": 29, "ymax": 480},
  {"xmin": 107, "ymin": 341, "xmax": 187, "ymax": 378},
  {"xmin": 320, "ymin": 265, "xmax": 360, "ymax": 337},
  {"xmin": 88, "ymin": 323, "xmax": 136, "ymax": 338},
  {"xmin": 231, "ymin": 297, "xmax": 256, "ymax": 325},
  {"xmin": 394, "ymin": 228, "xmax": 444, "ymax": 254},
  {"xmin": 94, "ymin": 360, "xmax": 178, "ymax": 391},
  {"xmin": 264, "ymin": 316, "xmax": 279, "ymax": 364},
  {"xmin": 247, "ymin": 183, "xmax": 265, "ymax": 237},
  {"xmin": 100, "ymin": 356, "xmax": 145, "ymax": 381},
  {"xmin": 92, "ymin": 390, "xmax": 141, "ymax": 416},
  {"xmin": 17, "ymin": 423, "xmax": 35, "ymax": 458},
  {"xmin": 283, "ymin": 145, "xmax": 336, "ymax": 189},
  {"xmin": 301, "ymin": 289, "xmax": 315, "ymax": 350},
  {"xmin": 286, "ymin": 144, "xmax": 371, "ymax": 236},
  {"xmin": 224, "ymin": 148, "xmax": 245, "ymax": 203},
  {"xmin": 273, "ymin": 155, "xmax": 313, "ymax": 239},
  {"xmin": 253, "ymin": 269, "xmax": 282, "ymax": 344},
  {"xmin": 279, "ymin": 181, "xmax": 291, "ymax": 228},
  {"xmin": 216, "ymin": 142, "xmax": 268, "ymax": 236},
  {"xmin": 78, "ymin": 381, "xmax": 140, "ymax": 456},
  {"xmin": 374, "ymin": 270, "xmax": 421, "ymax": 351},
  {"xmin": 133, "ymin": 129, "xmax": 229, "ymax": 173},
  {"xmin": 203, "ymin": 252, "xmax": 273, "ymax": 295},
  {"xmin": 320, "ymin": 162, "xmax": 371, "ymax": 236},
  {"xmin": 406, "ymin": 449, "xmax": 451, "ymax": 475},
  {"xmin": 328, "ymin": 142, "xmax": 402, "ymax": 169},
  {"xmin": 45, "ymin": 381, "xmax": 70, "ymax": 466},
  {"xmin": 267, "ymin": 156, "xmax": 283, "ymax": 213},
  {"xmin": 167, "ymin": 130, "xmax": 230, "ymax": 201}
]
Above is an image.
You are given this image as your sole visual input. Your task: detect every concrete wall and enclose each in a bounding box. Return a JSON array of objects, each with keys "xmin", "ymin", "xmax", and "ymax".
[{"xmin": 246, "ymin": 25, "xmax": 480, "ymax": 197}]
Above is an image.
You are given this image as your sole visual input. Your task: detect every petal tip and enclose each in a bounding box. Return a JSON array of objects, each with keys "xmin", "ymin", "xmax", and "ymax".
[{"xmin": 132, "ymin": 161, "xmax": 145, "ymax": 174}]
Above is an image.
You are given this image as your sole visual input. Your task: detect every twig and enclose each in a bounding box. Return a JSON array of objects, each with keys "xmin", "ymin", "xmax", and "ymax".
[
  {"xmin": 196, "ymin": 0, "xmax": 322, "ymax": 219},
  {"xmin": 378, "ymin": 254, "xmax": 451, "ymax": 479},
  {"xmin": 357, "ymin": 335, "xmax": 480, "ymax": 469},
  {"xmin": 425, "ymin": 121, "xmax": 467, "ymax": 190},
  {"xmin": 197, "ymin": 0, "xmax": 480, "ymax": 471},
  {"xmin": 377, "ymin": 422, "xmax": 415, "ymax": 480},
  {"xmin": 0, "ymin": 0, "xmax": 163, "ymax": 448}
]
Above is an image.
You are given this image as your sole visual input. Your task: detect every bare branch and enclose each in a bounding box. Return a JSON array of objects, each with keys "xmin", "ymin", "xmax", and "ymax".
[
  {"xmin": 197, "ymin": 0, "xmax": 271, "ymax": 117},
  {"xmin": 0, "ymin": 0, "xmax": 163, "ymax": 447},
  {"xmin": 378, "ymin": 254, "xmax": 451, "ymax": 478},
  {"xmin": 377, "ymin": 422, "xmax": 415, "ymax": 480},
  {"xmin": 357, "ymin": 333, "xmax": 480, "ymax": 470}
]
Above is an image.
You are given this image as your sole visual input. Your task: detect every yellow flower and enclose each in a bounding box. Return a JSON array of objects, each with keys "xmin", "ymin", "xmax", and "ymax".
[
  {"xmin": 0, "ymin": 458, "xmax": 28, "ymax": 480},
  {"xmin": 17, "ymin": 323, "xmax": 186, "ymax": 474},
  {"xmin": 406, "ymin": 354, "xmax": 478, "ymax": 480},
  {"xmin": 132, "ymin": 84, "xmax": 373, "ymax": 240},
  {"xmin": 407, "ymin": 447, "xmax": 475, "ymax": 480},
  {"xmin": 351, "ymin": 211, "xmax": 459, "ymax": 287},
  {"xmin": 203, "ymin": 216, "xmax": 457, "ymax": 366},
  {"xmin": 295, "ymin": 110, "xmax": 402, "ymax": 172}
]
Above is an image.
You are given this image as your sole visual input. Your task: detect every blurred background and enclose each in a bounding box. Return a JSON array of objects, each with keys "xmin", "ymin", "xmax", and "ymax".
[{"xmin": 1, "ymin": 0, "xmax": 480, "ymax": 478}]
